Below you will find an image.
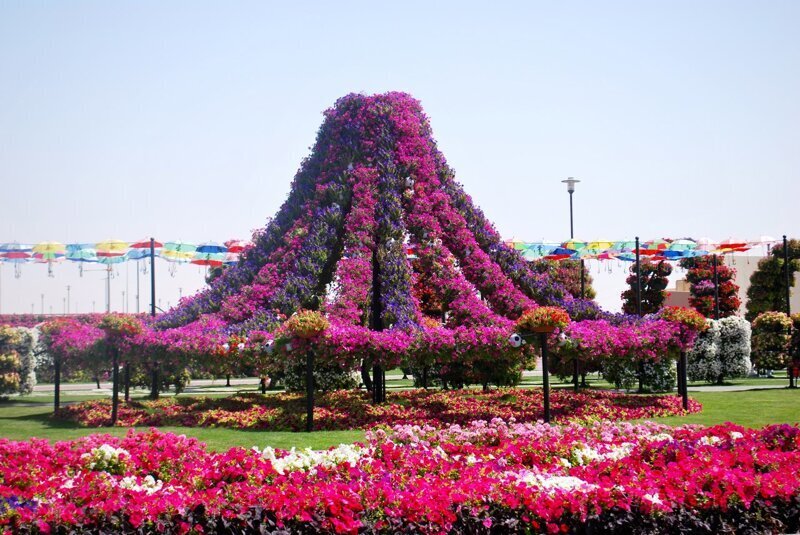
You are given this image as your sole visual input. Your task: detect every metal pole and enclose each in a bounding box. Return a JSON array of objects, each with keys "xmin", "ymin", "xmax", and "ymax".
[
  {"xmin": 680, "ymin": 350, "xmax": 689, "ymax": 410},
  {"xmin": 635, "ymin": 237, "xmax": 642, "ymax": 316},
  {"xmin": 541, "ymin": 332, "xmax": 551, "ymax": 423},
  {"xmin": 66, "ymin": 285, "xmax": 70, "ymax": 314},
  {"xmin": 136, "ymin": 260, "xmax": 140, "ymax": 313},
  {"xmin": 784, "ymin": 235, "xmax": 791, "ymax": 316},
  {"xmin": 783, "ymin": 236, "xmax": 795, "ymax": 388},
  {"xmin": 569, "ymin": 190, "xmax": 579, "ymax": 392},
  {"xmin": 713, "ymin": 255, "xmax": 720, "ymax": 320},
  {"xmin": 150, "ymin": 239, "xmax": 156, "ymax": 317},
  {"xmin": 636, "ymin": 237, "xmax": 644, "ymax": 392},
  {"xmin": 124, "ymin": 361, "xmax": 130, "ymax": 402},
  {"xmin": 306, "ymin": 349, "xmax": 314, "ymax": 432},
  {"xmin": 111, "ymin": 348, "xmax": 119, "ymax": 425},
  {"xmin": 149, "ymin": 238, "xmax": 159, "ymax": 399},
  {"xmin": 41, "ymin": 293, "xmax": 44, "ymax": 315},
  {"xmin": 53, "ymin": 355, "xmax": 61, "ymax": 413},
  {"xmin": 371, "ymin": 241, "xmax": 384, "ymax": 404},
  {"xmin": 568, "ymin": 191, "xmax": 574, "ymax": 239},
  {"xmin": 106, "ymin": 265, "xmax": 111, "ymax": 313}
]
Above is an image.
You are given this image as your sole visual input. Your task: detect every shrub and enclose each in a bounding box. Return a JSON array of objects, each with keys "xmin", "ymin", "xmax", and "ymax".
[{"xmin": 601, "ymin": 356, "xmax": 676, "ymax": 393}]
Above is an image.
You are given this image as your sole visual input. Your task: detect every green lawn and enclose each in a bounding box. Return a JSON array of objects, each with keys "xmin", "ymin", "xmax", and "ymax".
[
  {"xmin": 2, "ymin": 387, "xmax": 798, "ymax": 450},
  {"xmin": 0, "ymin": 404, "xmax": 365, "ymax": 450},
  {"xmin": 644, "ymin": 388, "xmax": 800, "ymax": 428}
]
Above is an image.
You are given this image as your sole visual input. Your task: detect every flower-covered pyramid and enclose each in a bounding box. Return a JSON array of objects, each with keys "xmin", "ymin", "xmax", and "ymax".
[
  {"xmin": 147, "ymin": 93, "xmax": 672, "ymax": 380},
  {"xmin": 158, "ymin": 93, "xmax": 585, "ymax": 332}
]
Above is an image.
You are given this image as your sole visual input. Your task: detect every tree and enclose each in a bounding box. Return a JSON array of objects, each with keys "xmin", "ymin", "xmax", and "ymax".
[
  {"xmin": 745, "ymin": 239, "xmax": 800, "ymax": 321},
  {"xmin": 621, "ymin": 259, "xmax": 672, "ymax": 315},
  {"xmin": 679, "ymin": 255, "xmax": 741, "ymax": 318},
  {"xmin": 529, "ymin": 259, "xmax": 596, "ymax": 299}
]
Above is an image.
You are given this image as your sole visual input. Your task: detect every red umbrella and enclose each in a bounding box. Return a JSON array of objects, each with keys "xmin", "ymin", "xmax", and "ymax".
[
  {"xmin": 130, "ymin": 239, "xmax": 164, "ymax": 249},
  {"xmin": 224, "ymin": 239, "xmax": 247, "ymax": 253}
]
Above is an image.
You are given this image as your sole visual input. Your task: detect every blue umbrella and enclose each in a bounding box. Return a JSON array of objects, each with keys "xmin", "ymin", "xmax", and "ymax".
[{"xmin": 196, "ymin": 241, "xmax": 227, "ymax": 254}]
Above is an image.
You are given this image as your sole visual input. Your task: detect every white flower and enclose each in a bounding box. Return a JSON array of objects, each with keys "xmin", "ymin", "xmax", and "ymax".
[
  {"xmin": 646, "ymin": 433, "xmax": 674, "ymax": 443},
  {"xmin": 511, "ymin": 470, "xmax": 597, "ymax": 493},
  {"xmin": 569, "ymin": 442, "xmax": 634, "ymax": 465},
  {"xmin": 81, "ymin": 444, "xmax": 130, "ymax": 473},
  {"xmin": 699, "ymin": 435, "xmax": 722, "ymax": 446},
  {"xmin": 730, "ymin": 431, "xmax": 744, "ymax": 440},
  {"xmin": 643, "ymin": 492, "xmax": 663, "ymax": 505},
  {"xmin": 118, "ymin": 475, "xmax": 163, "ymax": 494},
  {"xmin": 261, "ymin": 444, "xmax": 369, "ymax": 475}
]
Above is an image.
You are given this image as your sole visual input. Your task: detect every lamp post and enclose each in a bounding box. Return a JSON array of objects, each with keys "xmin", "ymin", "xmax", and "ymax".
[
  {"xmin": 562, "ymin": 177, "xmax": 583, "ymax": 392},
  {"xmin": 784, "ymin": 235, "xmax": 796, "ymax": 389}
]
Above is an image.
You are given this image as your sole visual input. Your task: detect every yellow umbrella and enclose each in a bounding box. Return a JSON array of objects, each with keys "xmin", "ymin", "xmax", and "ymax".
[
  {"xmin": 95, "ymin": 239, "xmax": 130, "ymax": 257},
  {"xmin": 32, "ymin": 241, "xmax": 65, "ymax": 254}
]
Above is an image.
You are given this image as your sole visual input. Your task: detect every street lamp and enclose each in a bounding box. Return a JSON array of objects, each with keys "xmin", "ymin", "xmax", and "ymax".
[
  {"xmin": 562, "ymin": 178, "xmax": 584, "ymax": 392},
  {"xmin": 561, "ymin": 178, "xmax": 580, "ymax": 238}
]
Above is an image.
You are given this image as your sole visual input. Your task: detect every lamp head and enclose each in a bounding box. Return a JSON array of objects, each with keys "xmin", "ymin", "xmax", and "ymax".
[{"xmin": 562, "ymin": 177, "xmax": 580, "ymax": 193}]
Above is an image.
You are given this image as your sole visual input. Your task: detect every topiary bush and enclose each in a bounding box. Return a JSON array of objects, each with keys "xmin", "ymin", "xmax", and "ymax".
[
  {"xmin": 751, "ymin": 311, "xmax": 793, "ymax": 371},
  {"xmin": 687, "ymin": 317, "xmax": 751, "ymax": 384},
  {"xmin": 0, "ymin": 325, "xmax": 37, "ymax": 396}
]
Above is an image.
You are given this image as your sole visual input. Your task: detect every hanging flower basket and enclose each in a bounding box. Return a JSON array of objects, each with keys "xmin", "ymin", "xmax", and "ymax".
[
  {"xmin": 516, "ymin": 307, "xmax": 571, "ymax": 335},
  {"xmin": 284, "ymin": 310, "xmax": 330, "ymax": 340}
]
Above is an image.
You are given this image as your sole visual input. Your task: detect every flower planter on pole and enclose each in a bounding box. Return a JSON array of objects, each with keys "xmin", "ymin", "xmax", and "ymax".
[
  {"xmin": 516, "ymin": 307, "xmax": 571, "ymax": 426},
  {"xmin": 111, "ymin": 347, "xmax": 119, "ymax": 425},
  {"xmin": 53, "ymin": 354, "xmax": 61, "ymax": 413},
  {"xmin": 306, "ymin": 349, "xmax": 314, "ymax": 432},
  {"xmin": 534, "ymin": 327, "xmax": 554, "ymax": 424}
]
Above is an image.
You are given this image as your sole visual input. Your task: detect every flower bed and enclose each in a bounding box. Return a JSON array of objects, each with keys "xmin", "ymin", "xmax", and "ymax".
[
  {"xmin": 2, "ymin": 421, "xmax": 800, "ymax": 533},
  {"xmin": 56, "ymin": 388, "xmax": 700, "ymax": 430}
]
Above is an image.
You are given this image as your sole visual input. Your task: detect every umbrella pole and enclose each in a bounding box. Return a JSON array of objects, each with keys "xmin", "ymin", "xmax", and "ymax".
[
  {"xmin": 106, "ymin": 265, "xmax": 111, "ymax": 313},
  {"xmin": 136, "ymin": 260, "xmax": 140, "ymax": 313}
]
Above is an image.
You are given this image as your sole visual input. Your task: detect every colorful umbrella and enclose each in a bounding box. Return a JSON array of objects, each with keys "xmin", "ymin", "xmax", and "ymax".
[
  {"xmin": 643, "ymin": 238, "xmax": 670, "ymax": 251},
  {"xmin": 96, "ymin": 255, "xmax": 126, "ymax": 265},
  {"xmin": 66, "ymin": 243, "xmax": 98, "ymax": 262},
  {"xmin": 224, "ymin": 239, "xmax": 247, "ymax": 253},
  {"xmin": 96, "ymin": 239, "xmax": 129, "ymax": 258},
  {"xmin": 196, "ymin": 241, "xmax": 227, "ymax": 254},
  {"xmin": 668, "ymin": 239, "xmax": 697, "ymax": 252},
  {"xmin": 0, "ymin": 243, "xmax": 31, "ymax": 278},
  {"xmin": 544, "ymin": 247, "xmax": 577, "ymax": 260},
  {"xmin": 562, "ymin": 239, "xmax": 587, "ymax": 251},
  {"xmin": 130, "ymin": 239, "xmax": 164, "ymax": 249},
  {"xmin": 718, "ymin": 238, "xmax": 750, "ymax": 253},
  {"xmin": 223, "ymin": 252, "xmax": 241, "ymax": 265},
  {"xmin": 162, "ymin": 241, "xmax": 197, "ymax": 263},
  {"xmin": 32, "ymin": 241, "xmax": 65, "ymax": 276},
  {"xmin": 192, "ymin": 255, "xmax": 224, "ymax": 267}
]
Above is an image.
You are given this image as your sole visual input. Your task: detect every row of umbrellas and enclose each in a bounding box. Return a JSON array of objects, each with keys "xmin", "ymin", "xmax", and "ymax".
[
  {"xmin": 504, "ymin": 237, "xmax": 779, "ymax": 262},
  {"xmin": 0, "ymin": 236, "xmax": 779, "ymax": 273},
  {"xmin": 0, "ymin": 239, "xmax": 249, "ymax": 268}
]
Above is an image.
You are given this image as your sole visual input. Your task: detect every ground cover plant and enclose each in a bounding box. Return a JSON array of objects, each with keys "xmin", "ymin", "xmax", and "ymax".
[
  {"xmin": 2, "ymin": 420, "xmax": 800, "ymax": 533},
  {"xmin": 54, "ymin": 388, "xmax": 700, "ymax": 430}
]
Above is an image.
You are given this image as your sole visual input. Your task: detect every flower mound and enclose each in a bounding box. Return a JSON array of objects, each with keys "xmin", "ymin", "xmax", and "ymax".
[
  {"xmin": 56, "ymin": 389, "xmax": 700, "ymax": 430},
  {"xmin": 2, "ymin": 422, "xmax": 800, "ymax": 533}
]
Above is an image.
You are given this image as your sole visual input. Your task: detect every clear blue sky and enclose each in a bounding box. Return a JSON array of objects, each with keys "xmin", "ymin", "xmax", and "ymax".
[{"xmin": 1, "ymin": 1, "xmax": 798, "ymax": 314}]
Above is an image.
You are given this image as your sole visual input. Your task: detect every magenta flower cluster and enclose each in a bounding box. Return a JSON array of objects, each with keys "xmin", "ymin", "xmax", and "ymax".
[{"xmin": 3, "ymin": 421, "xmax": 800, "ymax": 533}]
